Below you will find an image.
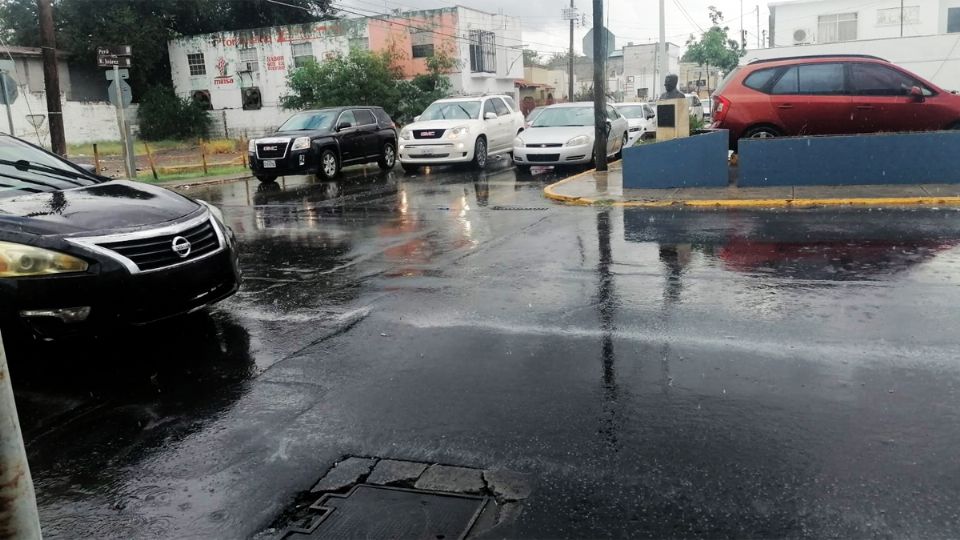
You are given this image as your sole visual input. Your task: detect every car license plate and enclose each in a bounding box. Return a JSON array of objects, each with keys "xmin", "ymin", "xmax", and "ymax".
[
  {"xmin": 263, "ymin": 160, "xmax": 276, "ymax": 168},
  {"xmin": 411, "ymin": 148, "xmax": 432, "ymax": 156}
]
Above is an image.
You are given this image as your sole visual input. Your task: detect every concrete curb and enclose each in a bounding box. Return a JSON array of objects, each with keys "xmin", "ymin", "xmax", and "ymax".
[{"xmin": 543, "ymin": 170, "xmax": 960, "ymax": 209}]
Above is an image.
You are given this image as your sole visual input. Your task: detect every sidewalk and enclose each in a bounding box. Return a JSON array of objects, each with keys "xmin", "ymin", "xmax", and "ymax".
[{"xmin": 544, "ymin": 162, "xmax": 960, "ymax": 208}]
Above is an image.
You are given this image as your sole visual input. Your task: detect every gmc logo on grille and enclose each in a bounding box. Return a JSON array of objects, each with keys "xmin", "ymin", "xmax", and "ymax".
[
  {"xmin": 420, "ymin": 131, "xmax": 435, "ymax": 137},
  {"xmin": 262, "ymin": 145, "xmax": 278, "ymax": 151}
]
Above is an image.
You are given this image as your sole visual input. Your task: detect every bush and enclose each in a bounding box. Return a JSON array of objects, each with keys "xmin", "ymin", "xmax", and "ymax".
[{"xmin": 138, "ymin": 86, "xmax": 211, "ymax": 141}]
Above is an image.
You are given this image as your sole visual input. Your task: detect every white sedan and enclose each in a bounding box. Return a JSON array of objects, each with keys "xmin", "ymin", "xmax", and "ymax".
[
  {"xmin": 613, "ymin": 102, "xmax": 657, "ymax": 145},
  {"xmin": 512, "ymin": 102, "xmax": 629, "ymax": 173}
]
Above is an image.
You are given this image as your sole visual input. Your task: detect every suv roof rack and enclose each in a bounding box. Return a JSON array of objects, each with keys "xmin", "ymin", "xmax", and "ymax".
[{"xmin": 747, "ymin": 54, "xmax": 887, "ymax": 65}]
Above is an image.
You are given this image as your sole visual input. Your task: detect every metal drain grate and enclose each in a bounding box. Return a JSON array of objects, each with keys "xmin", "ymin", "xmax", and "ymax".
[
  {"xmin": 489, "ymin": 206, "xmax": 551, "ymax": 211},
  {"xmin": 284, "ymin": 484, "xmax": 488, "ymax": 539}
]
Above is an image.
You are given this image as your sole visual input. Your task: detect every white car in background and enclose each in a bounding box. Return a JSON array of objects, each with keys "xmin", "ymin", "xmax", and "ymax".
[
  {"xmin": 512, "ymin": 102, "xmax": 629, "ymax": 173},
  {"xmin": 685, "ymin": 93, "xmax": 705, "ymax": 123},
  {"xmin": 613, "ymin": 102, "xmax": 657, "ymax": 145},
  {"xmin": 398, "ymin": 95, "xmax": 525, "ymax": 172}
]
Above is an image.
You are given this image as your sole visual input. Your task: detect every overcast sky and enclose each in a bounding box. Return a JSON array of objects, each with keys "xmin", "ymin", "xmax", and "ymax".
[{"xmin": 337, "ymin": 0, "xmax": 772, "ymax": 57}]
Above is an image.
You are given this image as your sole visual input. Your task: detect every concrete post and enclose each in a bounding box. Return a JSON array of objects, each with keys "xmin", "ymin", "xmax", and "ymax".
[{"xmin": 0, "ymin": 331, "xmax": 42, "ymax": 539}]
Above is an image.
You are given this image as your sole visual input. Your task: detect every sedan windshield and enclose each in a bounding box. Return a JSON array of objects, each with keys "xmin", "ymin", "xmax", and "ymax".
[
  {"xmin": 419, "ymin": 101, "xmax": 481, "ymax": 121},
  {"xmin": 0, "ymin": 136, "xmax": 98, "ymax": 199},
  {"xmin": 279, "ymin": 111, "xmax": 337, "ymax": 131},
  {"xmin": 614, "ymin": 105, "xmax": 647, "ymax": 119},
  {"xmin": 531, "ymin": 106, "xmax": 594, "ymax": 127}
]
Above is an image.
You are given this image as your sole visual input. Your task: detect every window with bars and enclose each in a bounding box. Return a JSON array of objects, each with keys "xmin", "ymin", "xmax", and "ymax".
[
  {"xmin": 469, "ymin": 30, "xmax": 496, "ymax": 73},
  {"xmin": 187, "ymin": 53, "xmax": 206, "ymax": 76},
  {"xmin": 817, "ymin": 12, "xmax": 857, "ymax": 43},
  {"xmin": 291, "ymin": 42, "xmax": 314, "ymax": 68},
  {"xmin": 411, "ymin": 30, "xmax": 434, "ymax": 58},
  {"xmin": 239, "ymin": 48, "xmax": 259, "ymax": 73}
]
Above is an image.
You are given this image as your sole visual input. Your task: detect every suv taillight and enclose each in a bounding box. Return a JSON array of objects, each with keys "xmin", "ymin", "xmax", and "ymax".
[{"xmin": 713, "ymin": 95, "xmax": 732, "ymax": 123}]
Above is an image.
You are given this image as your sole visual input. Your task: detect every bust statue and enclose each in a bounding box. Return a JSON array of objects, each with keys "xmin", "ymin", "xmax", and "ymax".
[{"xmin": 659, "ymin": 74, "xmax": 685, "ymax": 100}]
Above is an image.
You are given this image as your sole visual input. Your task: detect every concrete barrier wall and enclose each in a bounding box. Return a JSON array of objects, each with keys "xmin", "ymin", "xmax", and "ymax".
[
  {"xmin": 739, "ymin": 131, "xmax": 960, "ymax": 187},
  {"xmin": 622, "ymin": 130, "xmax": 729, "ymax": 189}
]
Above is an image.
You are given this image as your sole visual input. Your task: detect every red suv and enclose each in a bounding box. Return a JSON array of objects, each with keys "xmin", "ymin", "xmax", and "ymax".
[{"xmin": 711, "ymin": 55, "xmax": 960, "ymax": 149}]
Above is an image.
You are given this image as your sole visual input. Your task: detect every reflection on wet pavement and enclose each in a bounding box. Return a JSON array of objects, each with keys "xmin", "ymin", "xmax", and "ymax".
[{"xmin": 10, "ymin": 159, "xmax": 960, "ymax": 538}]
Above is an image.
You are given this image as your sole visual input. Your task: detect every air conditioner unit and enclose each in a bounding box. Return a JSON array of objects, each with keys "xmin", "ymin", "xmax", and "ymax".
[
  {"xmin": 792, "ymin": 28, "xmax": 811, "ymax": 45},
  {"xmin": 191, "ymin": 90, "xmax": 212, "ymax": 111},
  {"xmin": 242, "ymin": 87, "xmax": 262, "ymax": 110}
]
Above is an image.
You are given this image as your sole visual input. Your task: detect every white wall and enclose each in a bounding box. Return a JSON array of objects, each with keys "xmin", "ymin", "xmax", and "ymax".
[
  {"xmin": 771, "ymin": 0, "xmax": 960, "ymax": 46},
  {"xmin": 453, "ymin": 7, "xmax": 524, "ymax": 99},
  {"xmin": 622, "ymin": 43, "xmax": 680, "ymax": 102},
  {"xmin": 743, "ymin": 33, "xmax": 960, "ymax": 91},
  {"xmin": 0, "ymin": 89, "xmax": 138, "ymax": 146}
]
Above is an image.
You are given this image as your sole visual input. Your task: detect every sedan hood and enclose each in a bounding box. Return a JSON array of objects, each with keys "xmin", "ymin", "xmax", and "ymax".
[
  {"xmin": 520, "ymin": 126, "xmax": 593, "ymax": 145},
  {"xmin": 0, "ymin": 181, "xmax": 201, "ymax": 236}
]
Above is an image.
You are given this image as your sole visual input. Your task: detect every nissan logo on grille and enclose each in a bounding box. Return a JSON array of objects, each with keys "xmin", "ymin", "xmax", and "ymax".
[
  {"xmin": 262, "ymin": 145, "xmax": 278, "ymax": 151},
  {"xmin": 171, "ymin": 236, "xmax": 192, "ymax": 258}
]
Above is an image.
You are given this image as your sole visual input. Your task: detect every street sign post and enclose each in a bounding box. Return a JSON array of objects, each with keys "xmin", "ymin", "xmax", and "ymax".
[{"xmin": 99, "ymin": 47, "xmax": 136, "ymax": 179}]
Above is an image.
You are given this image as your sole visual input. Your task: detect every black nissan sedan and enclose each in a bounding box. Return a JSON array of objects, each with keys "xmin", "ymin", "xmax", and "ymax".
[
  {"xmin": 0, "ymin": 135, "xmax": 240, "ymax": 340},
  {"xmin": 248, "ymin": 106, "xmax": 398, "ymax": 183}
]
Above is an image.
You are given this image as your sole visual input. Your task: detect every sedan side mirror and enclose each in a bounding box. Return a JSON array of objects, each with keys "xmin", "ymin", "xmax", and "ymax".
[
  {"xmin": 337, "ymin": 121, "xmax": 353, "ymax": 131},
  {"xmin": 604, "ymin": 120, "xmax": 612, "ymax": 134},
  {"xmin": 484, "ymin": 112, "xmax": 498, "ymax": 120},
  {"xmin": 909, "ymin": 86, "xmax": 925, "ymax": 102},
  {"xmin": 646, "ymin": 113, "xmax": 656, "ymax": 120}
]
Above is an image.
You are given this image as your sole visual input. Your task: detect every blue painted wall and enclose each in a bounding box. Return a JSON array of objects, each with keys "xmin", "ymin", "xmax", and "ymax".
[
  {"xmin": 740, "ymin": 131, "xmax": 960, "ymax": 187},
  {"xmin": 622, "ymin": 130, "xmax": 730, "ymax": 189}
]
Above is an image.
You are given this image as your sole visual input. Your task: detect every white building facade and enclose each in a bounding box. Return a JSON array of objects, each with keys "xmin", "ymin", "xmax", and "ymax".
[
  {"xmin": 621, "ymin": 42, "xmax": 681, "ymax": 102},
  {"xmin": 754, "ymin": 0, "xmax": 960, "ymax": 91},
  {"xmin": 167, "ymin": 7, "xmax": 524, "ymax": 137}
]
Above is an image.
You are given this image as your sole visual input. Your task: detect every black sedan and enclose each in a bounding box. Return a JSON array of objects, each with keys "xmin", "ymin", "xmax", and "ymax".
[
  {"xmin": 249, "ymin": 106, "xmax": 398, "ymax": 183},
  {"xmin": 0, "ymin": 135, "xmax": 240, "ymax": 340}
]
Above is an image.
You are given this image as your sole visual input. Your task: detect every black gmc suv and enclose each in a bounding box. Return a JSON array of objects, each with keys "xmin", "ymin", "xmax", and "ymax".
[{"xmin": 248, "ymin": 106, "xmax": 398, "ymax": 182}]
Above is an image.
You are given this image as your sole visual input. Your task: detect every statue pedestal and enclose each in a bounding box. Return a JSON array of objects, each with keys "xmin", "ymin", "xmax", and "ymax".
[{"xmin": 655, "ymin": 99, "xmax": 690, "ymax": 142}]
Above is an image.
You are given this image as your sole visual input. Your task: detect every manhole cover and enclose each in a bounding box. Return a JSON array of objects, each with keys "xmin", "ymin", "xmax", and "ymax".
[{"xmin": 284, "ymin": 484, "xmax": 487, "ymax": 539}]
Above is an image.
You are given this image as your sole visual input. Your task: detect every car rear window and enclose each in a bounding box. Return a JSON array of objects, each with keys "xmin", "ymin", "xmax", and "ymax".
[
  {"xmin": 354, "ymin": 109, "xmax": 376, "ymax": 125},
  {"xmin": 743, "ymin": 67, "xmax": 779, "ymax": 91},
  {"xmin": 714, "ymin": 67, "xmax": 742, "ymax": 94}
]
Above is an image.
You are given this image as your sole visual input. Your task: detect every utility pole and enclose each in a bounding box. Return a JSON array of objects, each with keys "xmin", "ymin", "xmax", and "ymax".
[
  {"xmin": 757, "ymin": 6, "xmax": 761, "ymax": 49},
  {"xmin": 569, "ymin": 0, "xmax": 575, "ymax": 101},
  {"xmin": 37, "ymin": 0, "xmax": 65, "ymax": 156},
  {"xmin": 658, "ymin": 0, "xmax": 667, "ymax": 93},
  {"xmin": 740, "ymin": 0, "xmax": 745, "ymax": 49},
  {"xmin": 592, "ymin": 0, "xmax": 607, "ymax": 172},
  {"xmin": 900, "ymin": 0, "xmax": 904, "ymax": 37}
]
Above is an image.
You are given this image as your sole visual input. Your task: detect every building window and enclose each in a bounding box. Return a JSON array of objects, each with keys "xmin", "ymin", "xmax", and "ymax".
[
  {"xmin": 818, "ymin": 12, "xmax": 857, "ymax": 43},
  {"xmin": 876, "ymin": 6, "xmax": 919, "ymax": 26},
  {"xmin": 469, "ymin": 30, "xmax": 497, "ymax": 73},
  {"xmin": 187, "ymin": 53, "xmax": 206, "ymax": 76},
  {"xmin": 291, "ymin": 42, "xmax": 314, "ymax": 68},
  {"xmin": 411, "ymin": 30, "xmax": 434, "ymax": 58},
  {"xmin": 239, "ymin": 48, "xmax": 259, "ymax": 73},
  {"xmin": 949, "ymin": 7, "xmax": 960, "ymax": 33}
]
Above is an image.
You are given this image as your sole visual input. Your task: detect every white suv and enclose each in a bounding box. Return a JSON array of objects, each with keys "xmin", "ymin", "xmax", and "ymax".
[{"xmin": 399, "ymin": 95, "xmax": 525, "ymax": 172}]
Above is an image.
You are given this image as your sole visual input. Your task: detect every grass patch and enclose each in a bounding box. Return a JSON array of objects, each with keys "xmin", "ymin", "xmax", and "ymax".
[
  {"xmin": 143, "ymin": 164, "xmax": 249, "ymax": 184},
  {"xmin": 68, "ymin": 138, "xmax": 241, "ymax": 157}
]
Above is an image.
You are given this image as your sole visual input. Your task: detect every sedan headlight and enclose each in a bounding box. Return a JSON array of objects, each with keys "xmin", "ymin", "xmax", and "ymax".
[
  {"xmin": 513, "ymin": 136, "xmax": 524, "ymax": 147},
  {"xmin": 290, "ymin": 137, "xmax": 311, "ymax": 151},
  {"xmin": 197, "ymin": 200, "xmax": 224, "ymax": 223},
  {"xmin": 566, "ymin": 135, "xmax": 591, "ymax": 147},
  {"xmin": 446, "ymin": 126, "xmax": 470, "ymax": 139},
  {"xmin": 400, "ymin": 129, "xmax": 412, "ymax": 140},
  {"xmin": 0, "ymin": 241, "xmax": 88, "ymax": 277},
  {"xmin": 248, "ymin": 139, "xmax": 256, "ymax": 152}
]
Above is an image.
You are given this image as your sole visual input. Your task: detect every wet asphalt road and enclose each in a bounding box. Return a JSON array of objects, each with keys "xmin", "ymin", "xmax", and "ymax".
[{"xmin": 9, "ymin": 158, "xmax": 960, "ymax": 538}]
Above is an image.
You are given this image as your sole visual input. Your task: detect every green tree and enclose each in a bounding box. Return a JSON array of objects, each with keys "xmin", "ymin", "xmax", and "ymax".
[
  {"xmin": 523, "ymin": 49, "xmax": 544, "ymax": 68},
  {"xmin": 0, "ymin": 0, "xmax": 334, "ymax": 97},
  {"xmin": 682, "ymin": 6, "xmax": 745, "ymax": 81},
  {"xmin": 137, "ymin": 85, "xmax": 211, "ymax": 140},
  {"xmin": 282, "ymin": 47, "xmax": 457, "ymax": 125}
]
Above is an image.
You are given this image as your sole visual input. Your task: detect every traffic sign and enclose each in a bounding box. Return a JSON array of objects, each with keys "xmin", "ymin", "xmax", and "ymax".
[
  {"xmin": 562, "ymin": 8, "xmax": 578, "ymax": 20},
  {"xmin": 583, "ymin": 26, "xmax": 616, "ymax": 59},
  {"xmin": 98, "ymin": 55, "xmax": 131, "ymax": 68},
  {"xmin": 0, "ymin": 73, "xmax": 16, "ymax": 105},
  {"xmin": 105, "ymin": 68, "xmax": 130, "ymax": 81},
  {"xmin": 96, "ymin": 45, "xmax": 132, "ymax": 57},
  {"xmin": 108, "ymin": 79, "xmax": 133, "ymax": 108}
]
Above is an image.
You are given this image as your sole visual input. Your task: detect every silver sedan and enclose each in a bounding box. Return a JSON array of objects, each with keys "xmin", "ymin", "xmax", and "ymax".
[{"xmin": 513, "ymin": 102, "xmax": 630, "ymax": 172}]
